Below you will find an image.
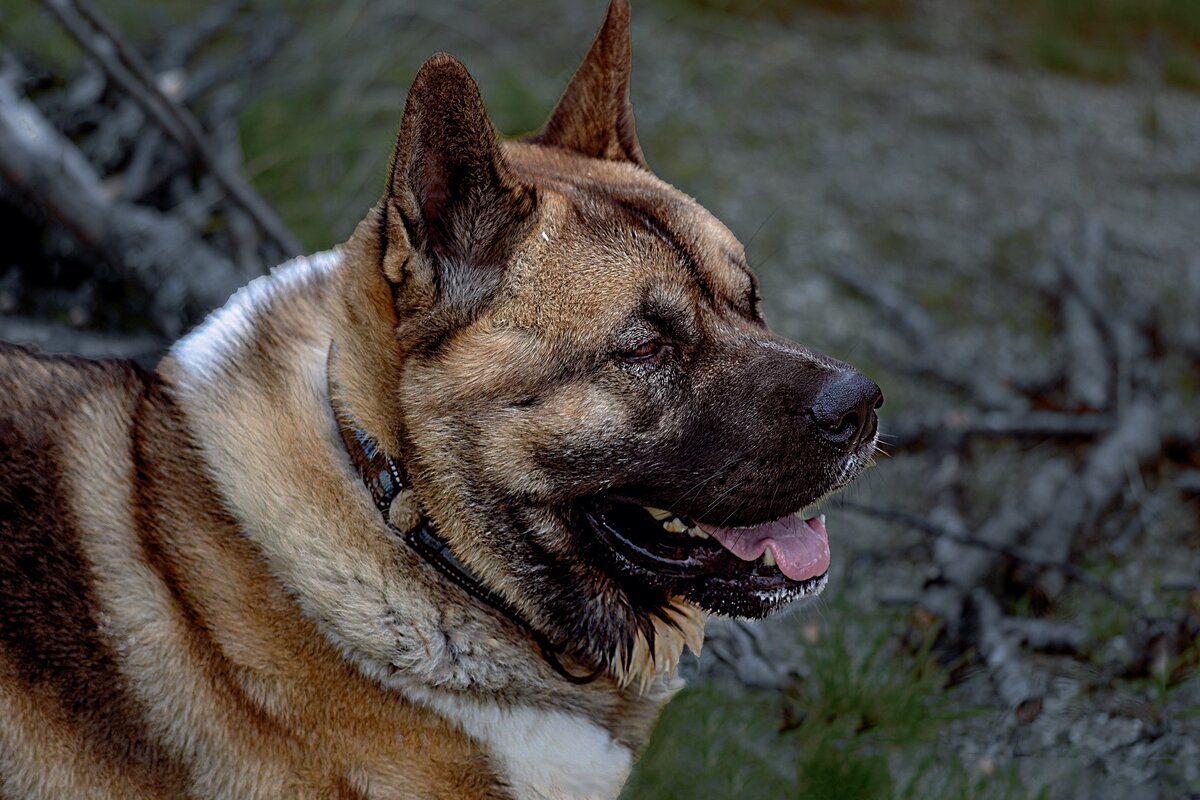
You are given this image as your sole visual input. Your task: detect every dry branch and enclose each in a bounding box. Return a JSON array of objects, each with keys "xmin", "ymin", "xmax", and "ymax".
[
  {"xmin": 837, "ymin": 496, "xmax": 1132, "ymax": 607},
  {"xmin": 1055, "ymin": 219, "xmax": 1112, "ymax": 409},
  {"xmin": 41, "ymin": 0, "xmax": 302, "ymax": 258},
  {"xmin": 0, "ymin": 74, "xmax": 240, "ymax": 335},
  {"xmin": 1026, "ymin": 398, "xmax": 1160, "ymax": 568},
  {"xmin": 860, "ymin": 219, "xmax": 1170, "ymax": 720},
  {"xmin": 972, "ymin": 589, "xmax": 1043, "ymax": 721}
]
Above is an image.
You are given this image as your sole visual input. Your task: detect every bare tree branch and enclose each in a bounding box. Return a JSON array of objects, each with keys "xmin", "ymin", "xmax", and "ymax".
[
  {"xmin": 41, "ymin": 0, "xmax": 302, "ymax": 258},
  {"xmin": 1055, "ymin": 219, "xmax": 1112, "ymax": 409},
  {"xmin": 972, "ymin": 589, "xmax": 1044, "ymax": 721},
  {"xmin": 0, "ymin": 74, "xmax": 240, "ymax": 335}
]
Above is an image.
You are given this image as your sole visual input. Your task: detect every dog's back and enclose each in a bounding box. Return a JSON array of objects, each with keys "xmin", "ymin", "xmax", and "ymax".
[
  {"xmin": 0, "ymin": 342, "xmax": 506, "ymax": 798},
  {"xmin": 0, "ymin": 344, "xmax": 189, "ymax": 796}
]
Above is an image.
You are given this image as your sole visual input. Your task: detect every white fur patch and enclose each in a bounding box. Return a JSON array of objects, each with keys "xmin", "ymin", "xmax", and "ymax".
[
  {"xmin": 173, "ymin": 250, "xmax": 342, "ymax": 380},
  {"xmin": 408, "ymin": 689, "xmax": 633, "ymax": 800}
]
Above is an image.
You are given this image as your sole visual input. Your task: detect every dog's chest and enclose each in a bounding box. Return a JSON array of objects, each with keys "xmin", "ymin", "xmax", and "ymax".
[{"xmin": 419, "ymin": 692, "xmax": 634, "ymax": 800}]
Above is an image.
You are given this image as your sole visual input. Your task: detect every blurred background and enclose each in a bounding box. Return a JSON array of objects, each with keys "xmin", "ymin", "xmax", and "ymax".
[{"xmin": 1, "ymin": 0, "xmax": 1198, "ymax": 797}]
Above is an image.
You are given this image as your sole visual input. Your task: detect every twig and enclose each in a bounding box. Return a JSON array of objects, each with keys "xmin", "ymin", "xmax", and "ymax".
[{"xmin": 41, "ymin": 0, "xmax": 302, "ymax": 258}]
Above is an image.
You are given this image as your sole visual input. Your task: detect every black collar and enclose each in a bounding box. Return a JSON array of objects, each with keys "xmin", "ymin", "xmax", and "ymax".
[{"xmin": 329, "ymin": 388, "xmax": 602, "ymax": 685}]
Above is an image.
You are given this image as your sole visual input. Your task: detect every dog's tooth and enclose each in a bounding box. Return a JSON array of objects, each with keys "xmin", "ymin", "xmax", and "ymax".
[
  {"xmin": 663, "ymin": 518, "xmax": 687, "ymax": 533},
  {"xmin": 644, "ymin": 506, "xmax": 673, "ymax": 521},
  {"xmin": 761, "ymin": 548, "xmax": 777, "ymax": 567},
  {"xmin": 687, "ymin": 526, "xmax": 709, "ymax": 539}
]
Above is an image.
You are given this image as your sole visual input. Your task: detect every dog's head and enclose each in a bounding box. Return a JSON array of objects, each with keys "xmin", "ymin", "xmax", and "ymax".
[{"xmin": 331, "ymin": 0, "xmax": 880, "ymax": 686}]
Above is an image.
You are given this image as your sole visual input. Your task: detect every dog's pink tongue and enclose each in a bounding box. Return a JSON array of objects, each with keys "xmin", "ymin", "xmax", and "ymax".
[{"xmin": 700, "ymin": 515, "xmax": 830, "ymax": 582}]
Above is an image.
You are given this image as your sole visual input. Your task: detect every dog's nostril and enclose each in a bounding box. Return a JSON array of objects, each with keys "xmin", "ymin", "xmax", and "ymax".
[
  {"xmin": 810, "ymin": 371, "xmax": 882, "ymax": 448},
  {"xmin": 834, "ymin": 411, "xmax": 860, "ymax": 436}
]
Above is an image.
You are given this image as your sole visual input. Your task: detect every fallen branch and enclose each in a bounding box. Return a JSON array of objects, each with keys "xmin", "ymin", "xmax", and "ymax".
[
  {"xmin": 1026, "ymin": 398, "xmax": 1160, "ymax": 569},
  {"xmin": 0, "ymin": 73, "xmax": 241, "ymax": 335},
  {"xmin": 1055, "ymin": 218, "xmax": 1112, "ymax": 410},
  {"xmin": 837, "ymin": 496, "xmax": 1133, "ymax": 606},
  {"xmin": 41, "ymin": 0, "xmax": 302, "ymax": 258},
  {"xmin": 972, "ymin": 589, "xmax": 1044, "ymax": 722}
]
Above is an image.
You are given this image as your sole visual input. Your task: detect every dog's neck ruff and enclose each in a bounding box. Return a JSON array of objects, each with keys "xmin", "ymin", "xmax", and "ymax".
[{"xmin": 329, "ymin": 386, "xmax": 603, "ymax": 686}]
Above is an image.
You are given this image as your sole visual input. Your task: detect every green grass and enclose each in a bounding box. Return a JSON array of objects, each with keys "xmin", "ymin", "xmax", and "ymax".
[
  {"xmin": 625, "ymin": 606, "xmax": 1029, "ymax": 799},
  {"xmin": 622, "ymin": 682, "xmax": 798, "ymax": 799},
  {"xmin": 663, "ymin": 0, "xmax": 912, "ymax": 22},
  {"xmin": 1019, "ymin": 0, "xmax": 1200, "ymax": 86}
]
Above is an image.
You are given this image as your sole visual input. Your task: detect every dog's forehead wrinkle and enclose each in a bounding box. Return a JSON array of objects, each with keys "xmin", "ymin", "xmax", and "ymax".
[{"xmin": 505, "ymin": 142, "xmax": 750, "ymax": 303}]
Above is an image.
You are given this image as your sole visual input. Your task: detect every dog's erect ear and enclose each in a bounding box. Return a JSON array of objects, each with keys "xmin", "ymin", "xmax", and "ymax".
[
  {"xmin": 532, "ymin": 0, "xmax": 646, "ymax": 167},
  {"xmin": 389, "ymin": 53, "xmax": 536, "ymax": 305}
]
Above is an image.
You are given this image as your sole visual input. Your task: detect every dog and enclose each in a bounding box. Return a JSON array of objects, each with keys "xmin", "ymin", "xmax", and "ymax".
[{"xmin": 0, "ymin": 1, "xmax": 881, "ymax": 797}]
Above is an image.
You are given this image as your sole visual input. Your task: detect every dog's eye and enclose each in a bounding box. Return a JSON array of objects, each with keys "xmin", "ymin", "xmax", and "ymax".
[{"xmin": 622, "ymin": 337, "xmax": 672, "ymax": 364}]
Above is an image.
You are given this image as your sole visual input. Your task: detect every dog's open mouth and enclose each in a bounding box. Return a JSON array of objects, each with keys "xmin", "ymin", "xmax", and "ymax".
[{"xmin": 581, "ymin": 498, "xmax": 831, "ymax": 617}]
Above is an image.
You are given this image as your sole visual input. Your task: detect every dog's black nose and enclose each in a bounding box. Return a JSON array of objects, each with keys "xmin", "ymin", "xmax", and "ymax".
[{"xmin": 809, "ymin": 370, "xmax": 883, "ymax": 449}]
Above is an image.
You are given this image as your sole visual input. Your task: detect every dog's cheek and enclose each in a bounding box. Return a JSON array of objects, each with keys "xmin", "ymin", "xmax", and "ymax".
[{"xmin": 482, "ymin": 384, "xmax": 640, "ymax": 498}]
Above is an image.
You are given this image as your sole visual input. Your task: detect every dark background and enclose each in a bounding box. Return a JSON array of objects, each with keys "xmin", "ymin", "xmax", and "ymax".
[{"xmin": 1, "ymin": 1, "xmax": 1197, "ymax": 797}]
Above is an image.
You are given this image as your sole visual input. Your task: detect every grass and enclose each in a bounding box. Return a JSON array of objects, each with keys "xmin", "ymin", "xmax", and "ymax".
[
  {"xmin": 664, "ymin": 0, "xmax": 912, "ymax": 22},
  {"xmin": 625, "ymin": 605, "xmax": 1029, "ymax": 799},
  {"xmin": 1018, "ymin": 0, "xmax": 1200, "ymax": 86},
  {"xmin": 660, "ymin": 0, "xmax": 1200, "ymax": 90}
]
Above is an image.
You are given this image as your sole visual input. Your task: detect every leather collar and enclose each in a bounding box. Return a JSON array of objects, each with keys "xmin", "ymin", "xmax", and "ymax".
[{"xmin": 329, "ymin": 378, "xmax": 602, "ymax": 685}]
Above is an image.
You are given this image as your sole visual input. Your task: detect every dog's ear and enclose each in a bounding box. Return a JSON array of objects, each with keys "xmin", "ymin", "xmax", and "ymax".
[
  {"xmin": 532, "ymin": 0, "xmax": 646, "ymax": 167},
  {"xmin": 388, "ymin": 53, "xmax": 536, "ymax": 308}
]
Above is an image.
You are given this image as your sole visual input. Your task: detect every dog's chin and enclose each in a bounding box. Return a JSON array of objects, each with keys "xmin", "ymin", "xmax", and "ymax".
[{"xmin": 577, "ymin": 494, "xmax": 833, "ymax": 619}]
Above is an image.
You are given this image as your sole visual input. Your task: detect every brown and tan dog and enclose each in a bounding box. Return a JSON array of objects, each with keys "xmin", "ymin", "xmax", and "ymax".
[{"xmin": 0, "ymin": 2, "xmax": 881, "ymax": 797}]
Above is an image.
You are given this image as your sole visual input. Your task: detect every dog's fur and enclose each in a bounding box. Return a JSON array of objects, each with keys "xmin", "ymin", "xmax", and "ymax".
[{"xmin": 0, "ymin": 3, "xmax": 880, "ymax": 797}]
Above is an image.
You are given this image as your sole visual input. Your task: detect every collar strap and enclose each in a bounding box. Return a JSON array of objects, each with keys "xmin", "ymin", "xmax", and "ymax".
[{"xmin": 331, "ymin": 395, "xmax": 602, "ymax": 685}]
